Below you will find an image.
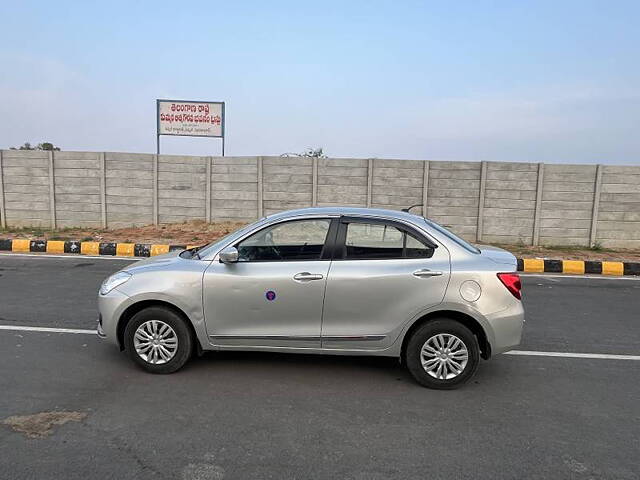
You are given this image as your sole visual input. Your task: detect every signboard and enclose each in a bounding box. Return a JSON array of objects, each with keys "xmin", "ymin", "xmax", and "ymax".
[
  {"xmin": 156, "ymin": 99, "xmax": 225, "ymax": 155},
  {"xmin": 157, "ymin": 100, "xmax": 224, "ymax": 138}
]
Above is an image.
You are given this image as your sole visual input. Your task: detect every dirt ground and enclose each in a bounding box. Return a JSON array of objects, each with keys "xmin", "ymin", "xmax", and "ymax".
[
  {"xmin": 0, "ymin": 220, "xmax": 246, "ymax": 246},
  {"xmin": 2, "ymin": 220, "xmax": 639, "ymax": 261},
  {"xmin": 487, "ymin": 243, "xmax": 640, "ymax": 262}
]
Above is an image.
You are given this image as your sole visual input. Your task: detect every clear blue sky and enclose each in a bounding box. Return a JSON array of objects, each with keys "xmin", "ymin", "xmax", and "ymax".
[{"xmin": 1, "ymin": 0, "xmax": 638, "ymax": 163}]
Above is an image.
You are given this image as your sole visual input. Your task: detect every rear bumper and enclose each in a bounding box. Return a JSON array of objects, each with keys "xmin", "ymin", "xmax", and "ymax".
[{"xmin": 485, "ymin": 302, "xmax": 525, "ymax": 355}]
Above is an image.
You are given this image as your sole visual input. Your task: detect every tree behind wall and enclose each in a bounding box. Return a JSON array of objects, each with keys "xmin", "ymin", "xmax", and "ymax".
[
  {"xmin": 280, "ymin": 147, "xmax": 327, "ymax": 158},
  {"xmin": 10, "ymin": 142, "xmax": 61, "ymax": 151}
]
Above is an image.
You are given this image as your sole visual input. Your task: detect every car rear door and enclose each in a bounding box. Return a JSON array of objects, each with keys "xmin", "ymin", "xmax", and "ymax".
[
  {"xmin": 321, "ymin": 216, "xmax": 450, "ymax": 351},
  {"xmin": 203, "ymin": 217, "xmax": 338, "ymax": 349}
]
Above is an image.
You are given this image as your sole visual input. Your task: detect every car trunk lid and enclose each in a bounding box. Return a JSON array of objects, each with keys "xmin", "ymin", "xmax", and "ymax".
[{"xmin": 477, "ymin": 245, "xmax": 518, "ymax": 268}]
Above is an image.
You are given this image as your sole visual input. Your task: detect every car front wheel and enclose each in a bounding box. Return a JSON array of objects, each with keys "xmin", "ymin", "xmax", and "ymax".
[
  {"xmin": 405, "ymin": 319, "xmax": 480, "ymax": 389},
  {"xmin": 124, "ymin": 306, "xmax": 193, "ymax": 374}
]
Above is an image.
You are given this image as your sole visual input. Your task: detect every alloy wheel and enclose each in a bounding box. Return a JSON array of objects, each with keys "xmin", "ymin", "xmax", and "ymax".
[
  {"xmin": 133, "ymin": 320, "xmax": 178, "ymax": 365},
  {"xmin": 420, "ymin": 333, "xmax": 469, "ymax": 380}
]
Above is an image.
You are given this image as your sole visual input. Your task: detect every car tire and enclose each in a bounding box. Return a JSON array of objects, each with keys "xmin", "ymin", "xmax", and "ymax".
[
  {"xmin": 124, "ymin": 306, "xmax": 193, "ymax": 374},
  {"xmin": 405, "ymin": 319, "xmax": 480, "ymax": 389}
]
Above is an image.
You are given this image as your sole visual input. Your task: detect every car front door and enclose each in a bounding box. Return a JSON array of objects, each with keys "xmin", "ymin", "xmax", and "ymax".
[
  {"xmin": 203, "ymin": 217, "xmax": 337, "ymax": 349},
  {"xmin": 321, "ymin": 216, "xmax": 451, "ymax": 351}
]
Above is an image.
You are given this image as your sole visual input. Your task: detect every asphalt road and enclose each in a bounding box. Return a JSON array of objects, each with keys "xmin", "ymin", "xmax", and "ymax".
[{"xmin": 0, "ymin": 254, "xmax": 639, "ymax": 479}]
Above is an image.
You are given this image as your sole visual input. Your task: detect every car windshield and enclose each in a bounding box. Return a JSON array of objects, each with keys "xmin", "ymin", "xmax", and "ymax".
[{"xmin": 423, "ymin": 218, "xmax": 480, "ymax": 254}]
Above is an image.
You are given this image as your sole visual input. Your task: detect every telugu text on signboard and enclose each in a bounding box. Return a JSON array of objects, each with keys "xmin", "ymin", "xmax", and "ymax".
[{"xmin": 157, "ymin": 100, "xmax": 224, "ymax": 137}]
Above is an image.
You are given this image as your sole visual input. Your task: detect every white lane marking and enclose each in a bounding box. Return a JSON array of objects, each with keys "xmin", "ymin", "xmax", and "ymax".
[
  {"xmin": 0, "ymin": 253, "xmax": 134, "ymax": 261},
  {"xmin": 0, "ymin": 325, "xmax": 638, "ymax": 360},
  {"xmin": 505, "ymin": 350, "xmax": 640, "ymax": 361},
  {"xmin": 522, "ymin": 273, "xmax": 640, "ymax": 281},
  {"xmin": 0, "ymin": 325, "xmax": 96, "ymax": 335}
]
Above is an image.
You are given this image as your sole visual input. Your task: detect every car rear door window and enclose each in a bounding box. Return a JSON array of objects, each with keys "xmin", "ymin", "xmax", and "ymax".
[
  {"xmin": 345, "ymin": 223, "xmax": 403, "ymax": 259},
  {"xmin": 344, "ymin": 222, "xmax": 433, "ymax": 259},
  {"xmin": 236, "ymin": 219, "xmax": 331, "ymax": 261}
]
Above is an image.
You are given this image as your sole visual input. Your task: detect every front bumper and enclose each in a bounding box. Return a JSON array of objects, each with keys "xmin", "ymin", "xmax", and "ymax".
[
  {"xmin": 97, "ymin": 314, "xmax": 106, "ymax": 338},
  {"xmin": 97, "ymin": 288, "xmax": 130, "ymax": 347}
]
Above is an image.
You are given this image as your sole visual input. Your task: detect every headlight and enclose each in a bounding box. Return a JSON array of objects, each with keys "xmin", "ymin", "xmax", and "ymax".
[{"xmin": 99, "ymin": 271, "xmax": 132, "ymax": 295}]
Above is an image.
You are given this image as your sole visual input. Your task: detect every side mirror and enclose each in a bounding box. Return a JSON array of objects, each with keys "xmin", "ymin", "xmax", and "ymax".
[{"xmin": 219, "ymin": 246, "xmax": 239, "ymax": 264}]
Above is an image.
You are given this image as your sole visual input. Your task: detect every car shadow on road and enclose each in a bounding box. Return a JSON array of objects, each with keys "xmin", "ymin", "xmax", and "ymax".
[
  {"xmin": 193, "ymin": 349, "xmax": 408, "ymax": 379},
  {"xmin": 93, "ymin": 339, "xmax": 511, "ymax": 391},
  {"xmin": 178, "ymin": 349, "xmax": 508, "ymax": 390}
]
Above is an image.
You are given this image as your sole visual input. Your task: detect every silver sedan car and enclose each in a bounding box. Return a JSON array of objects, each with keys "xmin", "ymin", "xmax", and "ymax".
[{"xmin": 98, "ymin": 207, "xmax": 524, "ymax": 389}]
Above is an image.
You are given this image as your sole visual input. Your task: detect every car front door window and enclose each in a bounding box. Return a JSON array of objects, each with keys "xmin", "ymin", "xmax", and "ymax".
[{"xmin": 237, "ymin": 219, "xmax": 331, "ymax": 262}]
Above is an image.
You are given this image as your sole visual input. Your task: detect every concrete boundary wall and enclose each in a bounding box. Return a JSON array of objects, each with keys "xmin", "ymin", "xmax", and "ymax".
[{"xmin": 0, "ymin": 150, "xmax": 638, "ymax": 248}]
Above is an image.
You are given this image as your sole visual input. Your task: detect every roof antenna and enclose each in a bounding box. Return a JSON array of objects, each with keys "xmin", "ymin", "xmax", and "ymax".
[{"xmin": 401, "ymin": 203, "xmax": 423, "ymax": 213}]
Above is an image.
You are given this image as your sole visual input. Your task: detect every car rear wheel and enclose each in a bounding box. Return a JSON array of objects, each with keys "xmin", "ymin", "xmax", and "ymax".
[
  {"xmin": 405, "ymin": 319, "xmax": 480, "ymax": 389},
  {"xmin": 124, "ymin": 306, "xmax": 193, "ymax": 374}
]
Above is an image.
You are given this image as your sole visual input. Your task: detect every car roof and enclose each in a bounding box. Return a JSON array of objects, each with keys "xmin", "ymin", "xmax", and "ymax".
[{"xmin": 266, "ymin": 206, "xmax": 426, "ymax": 224}]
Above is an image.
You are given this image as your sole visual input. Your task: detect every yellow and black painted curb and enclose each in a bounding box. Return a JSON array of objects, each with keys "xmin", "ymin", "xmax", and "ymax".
[
  {"xmin": 0, "ymin": 238, "xmax": 639, "ymax": 275},
  {"xmin": 0, "ymin": 238, "xmax": 200, "ymax": 258},
  {"xmin": 516, "ymin": 258, "xmax": 640, "ymax": 276}
]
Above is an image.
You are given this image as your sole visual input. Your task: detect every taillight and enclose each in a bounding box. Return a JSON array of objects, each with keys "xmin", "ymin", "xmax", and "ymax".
[{"xmin": 497, "ymin": 273, "xmax": 522, "ymax": 300}]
